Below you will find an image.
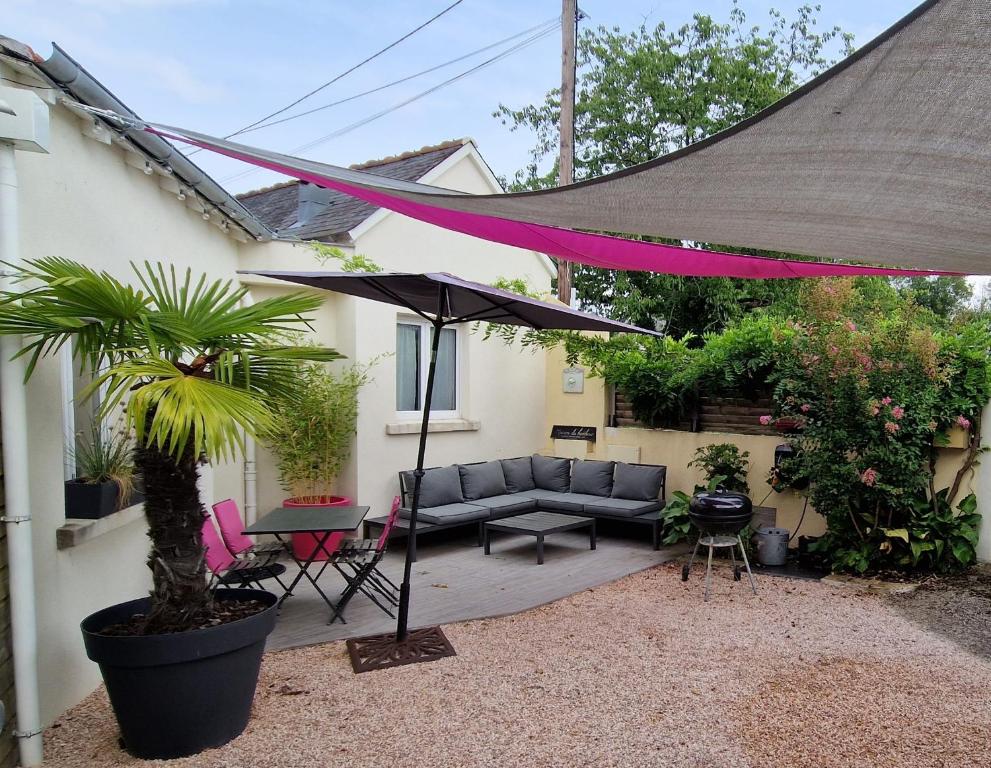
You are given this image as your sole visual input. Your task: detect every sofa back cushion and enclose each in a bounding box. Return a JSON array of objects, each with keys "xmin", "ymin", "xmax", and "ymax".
[
  {"xmin": 570, "ymin": 459, "xmax": 615, "ymax": 496},
  {"xmin": 500, "ymin": 457, "xmax": 536, "ymax": 493},
  {"xmin": 611, "ymin": 462, "xmax": 665, "ymax": 501},
  {"xmin": 459, "ymin": 461, "xmax": 508, "ymax": 500},
  {"xmin": 401, "ymin": 465, "xmax": 464, "ymax": 508},
  {"xmin": 531, "ymin": 455, "xmax": 571, "ymax": 492}
]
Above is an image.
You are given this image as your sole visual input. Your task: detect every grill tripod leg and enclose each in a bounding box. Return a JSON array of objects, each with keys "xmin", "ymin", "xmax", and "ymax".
[
  {"xmin": 738, "ymin": 539, "xmax": 757, "ymax": 595},
  {"xmin": 703, "ymin": 543, "xmax": 715, "ymax": 602}
]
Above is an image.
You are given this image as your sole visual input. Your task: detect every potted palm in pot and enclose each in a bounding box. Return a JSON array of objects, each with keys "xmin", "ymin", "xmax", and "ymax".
[
  {"xmin": 264, "ymin": 360, "xmax": 370, "ymax": 559},
  {"xmin": 0, "ymin": 258, "xmax": 339, "ymax": 759}
]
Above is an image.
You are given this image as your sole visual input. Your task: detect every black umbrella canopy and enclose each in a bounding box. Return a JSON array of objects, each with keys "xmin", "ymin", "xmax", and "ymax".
[
  {"xmin": 241, "ymin": 270, "xmax": 659, "ymax": 336},
  {"xmin": 241, "ymin": 268, "xmax": 655, "ymax": 671}
]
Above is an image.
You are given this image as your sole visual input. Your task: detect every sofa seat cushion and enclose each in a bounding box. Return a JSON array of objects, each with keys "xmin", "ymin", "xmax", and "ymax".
[
  {"xmin": 469, "ymin": 494, "xmax": 537, "ymax": 515},
  {"xmin": 398, "ymin": 502, "xmax": 488, "ymax": 525},
  {"xmin": 535, "ymin": 492, "xmax": 608, "ymax": 513},
  {"xmin": 459, "ymin": 461, "xmax": 508, "ymax": 500},
  {"xmin": 583, "ymin": 498, "xmax": 663, "ymax": 518},
  {"xmin": 570, "ymin": 459, "xmax": 615, "ymax": 496}
]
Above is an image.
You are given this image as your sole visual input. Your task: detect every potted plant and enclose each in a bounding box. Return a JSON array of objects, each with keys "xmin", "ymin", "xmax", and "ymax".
[
  {"xmin": 264, "ymin": 360, "xmax": 371, "ymax": 559},
  {"xmin": 65, "ymin": 423, "xmax": 142, "ymax": 519},
  {"xmin": 0, "ymin": 258, "xmax": 339, "ymax": 759}
]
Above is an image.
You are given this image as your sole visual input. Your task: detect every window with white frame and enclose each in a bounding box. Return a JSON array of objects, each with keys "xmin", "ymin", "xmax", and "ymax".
[{"xmin": 396, "ymin": 320, "xmax": 459, "ymax": 418}]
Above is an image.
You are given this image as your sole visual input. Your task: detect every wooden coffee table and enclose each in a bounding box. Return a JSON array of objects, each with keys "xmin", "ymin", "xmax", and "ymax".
[{"xmin": 483, "ymin": 511, "xmax": 596, "ymax": 565}]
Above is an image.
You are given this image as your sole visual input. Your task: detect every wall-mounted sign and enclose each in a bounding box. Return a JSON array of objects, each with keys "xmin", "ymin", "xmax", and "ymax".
[
  {"xmin": 562, "ymin": 367, "xmax": 585, "ymax": 394},
  {"xmin": 551, "ymin": 425, "xmax": 597, "ymax": 442}
]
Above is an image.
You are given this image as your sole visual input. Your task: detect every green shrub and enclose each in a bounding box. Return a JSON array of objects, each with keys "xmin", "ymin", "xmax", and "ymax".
[{"xmin": 689, "ymin": 443, "xmax": 750, "ymax": 495}]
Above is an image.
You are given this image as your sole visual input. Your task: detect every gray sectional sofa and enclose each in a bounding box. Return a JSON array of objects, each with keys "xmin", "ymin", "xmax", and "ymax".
[{"xmin": 362, "ymin": 455, "xmax": 667, "ymax": 560}]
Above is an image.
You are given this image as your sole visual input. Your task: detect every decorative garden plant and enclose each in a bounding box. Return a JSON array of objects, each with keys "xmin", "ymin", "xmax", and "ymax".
[
  {"xmin": 0, "ymin": 257, "xmax": 339, "ymax": 632},
  {"xmin": 264, "ymin": 360, "xmax": 372, "ymax": 504}
]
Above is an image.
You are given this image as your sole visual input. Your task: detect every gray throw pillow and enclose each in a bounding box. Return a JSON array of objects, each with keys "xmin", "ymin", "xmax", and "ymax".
[
  {"xmin": 459, "ymin": 461, "xmax": 508, "ymax": 500},
  {"xmin": 611, "ymin": 462, "xmax": 665, "ymax": 501},
  {"xmin": 570, "ymin": 460, "xmax": 615, "ymax": 496},
  {"xmin": 501, "ymin": 457, "xmax": 536, "ymax": 493},
  {"xmin": 401, "ymin": 465, "xmax": 464, "ymax": 508},
  {"xmin": 531, "ymin": 455, "xmax": 571, "ymax": 492}
]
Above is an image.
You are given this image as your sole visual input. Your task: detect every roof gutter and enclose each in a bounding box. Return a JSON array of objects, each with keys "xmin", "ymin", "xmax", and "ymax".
[{"xmin": 6, "ymin": 41, "xmax": 272, "ymax": 242}]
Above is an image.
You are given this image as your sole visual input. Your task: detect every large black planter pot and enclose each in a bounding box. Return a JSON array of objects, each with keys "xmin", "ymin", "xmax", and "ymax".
[{"xmin": 80, "ymin": 588, "xmax": 278, "ymax": 760}]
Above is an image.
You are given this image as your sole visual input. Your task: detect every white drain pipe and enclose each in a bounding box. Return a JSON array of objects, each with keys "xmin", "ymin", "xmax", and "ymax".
[{"xmin": 0, "ymin": 140, "xmax": 44, "ymax": 766}]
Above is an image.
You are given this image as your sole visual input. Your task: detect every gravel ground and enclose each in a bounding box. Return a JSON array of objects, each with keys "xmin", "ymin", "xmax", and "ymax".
[{"xmin": 45, "ymin": 563, "xmax": 991, "ymax": 768}]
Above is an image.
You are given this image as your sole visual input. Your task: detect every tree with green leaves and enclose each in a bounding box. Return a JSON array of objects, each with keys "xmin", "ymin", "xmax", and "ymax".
[
  {"xmin": 0, "ymin": 258, "xmax": 339, "ymax": 632},
  {"xmin": 495, "ymin": 2, "xmax": 854, "ymax": 335}
]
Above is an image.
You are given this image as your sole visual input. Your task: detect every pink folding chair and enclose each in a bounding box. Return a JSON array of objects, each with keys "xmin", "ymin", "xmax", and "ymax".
[
  {"xmin": 212, "ymin": 499, "xmax": 283, "ymax": 562},
  {"xmin": 202, "ymin": 517, "xmax": 287, "ymax": 592}
]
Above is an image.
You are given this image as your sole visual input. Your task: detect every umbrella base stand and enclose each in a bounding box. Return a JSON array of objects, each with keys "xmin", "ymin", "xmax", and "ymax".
[{"xmin": 346, "ymin": 626, "xmax": 456, "ymax": 673}]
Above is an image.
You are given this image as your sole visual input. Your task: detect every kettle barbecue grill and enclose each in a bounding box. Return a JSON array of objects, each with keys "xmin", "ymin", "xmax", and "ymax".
[{"xmin": 680, "ymin": 489, "xmax": 758, "ymax": 601}]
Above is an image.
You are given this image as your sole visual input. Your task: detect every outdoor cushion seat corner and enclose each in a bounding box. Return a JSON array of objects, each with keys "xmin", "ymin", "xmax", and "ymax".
[{"xmin": 399, "ymin": 502, "xmax": 488, "ymax": 525}]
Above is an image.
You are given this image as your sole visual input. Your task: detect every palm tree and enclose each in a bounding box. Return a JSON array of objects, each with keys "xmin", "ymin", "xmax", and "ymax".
[{"xmin": 0, "ymin": 257, "xmax": 341, "ymax": 632}]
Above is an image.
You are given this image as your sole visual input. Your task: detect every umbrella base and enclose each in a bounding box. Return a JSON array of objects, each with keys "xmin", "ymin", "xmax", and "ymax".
[{"xmin": 346, "ymin": 626, "xmax": 456, "ymax": 673}]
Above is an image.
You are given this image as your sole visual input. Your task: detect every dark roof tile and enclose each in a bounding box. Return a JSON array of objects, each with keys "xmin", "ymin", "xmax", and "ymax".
[{"xmin": 237, "ymin": 140, "xmax": 467, "ymax": 240}]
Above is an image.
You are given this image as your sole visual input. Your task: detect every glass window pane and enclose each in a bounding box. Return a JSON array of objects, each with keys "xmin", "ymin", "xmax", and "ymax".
[
  {"xmin": 396, "ymin": 324, "xmax": 420, "ymax": 410},
  {"xmin": 431, "ymin": 328, "xmax": 457, "ymax": 412}
]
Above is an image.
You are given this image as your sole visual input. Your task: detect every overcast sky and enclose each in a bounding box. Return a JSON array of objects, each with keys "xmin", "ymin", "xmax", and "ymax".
[{"xmin": 7, "ymin": 0, "xmax": 921, "ymax": 194}]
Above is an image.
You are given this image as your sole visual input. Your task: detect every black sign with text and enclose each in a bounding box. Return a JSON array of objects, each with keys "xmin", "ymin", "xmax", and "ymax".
[{"xmin": 551, "ymin": 425, "xmax": 597, "ymax": 442}]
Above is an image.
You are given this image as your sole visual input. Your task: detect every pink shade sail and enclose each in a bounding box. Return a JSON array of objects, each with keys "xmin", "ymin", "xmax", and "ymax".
[{"xmin": 148, "ymin": 125, "xmax": 959, "ymax": 280}]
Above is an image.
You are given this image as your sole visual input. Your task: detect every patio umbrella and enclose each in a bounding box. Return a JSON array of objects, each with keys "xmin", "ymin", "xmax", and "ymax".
[{"xmin": 243, "ymin": 269, "xmax": 658, "ymax": 671}]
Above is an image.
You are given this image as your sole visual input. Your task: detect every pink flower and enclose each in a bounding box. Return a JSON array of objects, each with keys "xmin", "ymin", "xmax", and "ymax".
[
  {"xmin": 871, "ymin": 406, "xmax": 880, "ymax": 416},
  {"xmin": 881, "ymin": 397, "xmax": 892, "ymax": 405},
  {"xmin": 861, "ymin": 468, "xmax": 878, "ymax": 486},
  {"xmin": 800, "ymin": 404, "xmax": 811, "ymax": 413},
  {"xmin": 828, "ymin": 345, "xmax": 839, "ymax": 356},
  {"xmin": 885, "ymin": 421, "xmax": 900, "ymax": 434},
  {"xmin": 759, "ymin": 415, "xmax": 773, "ymax": 426},
  {"xmin": 891, "ymin": 406, "xmax": 905, "ymax": 420},
  {"xmin": 846, "ymin": 320, "xmax": 857, "ymax": 331},
  {"xmin": 957, "ymin": 415, "xmax": 972, "ymax": 430}
]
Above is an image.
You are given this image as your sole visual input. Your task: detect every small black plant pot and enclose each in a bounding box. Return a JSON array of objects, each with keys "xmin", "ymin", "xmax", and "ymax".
[
  {"xmin": 64, "ymin": 480, "xmax": 144, "ymax": 519},
  {"xmin": 80, "ymin": 588, "xmax": 278, "ymax": 760}
]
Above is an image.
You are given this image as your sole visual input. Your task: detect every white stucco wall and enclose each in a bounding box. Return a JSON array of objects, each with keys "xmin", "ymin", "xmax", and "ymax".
[{"xmin": 12, "ymin": 100, "xmax": 248, "ymax": 723}]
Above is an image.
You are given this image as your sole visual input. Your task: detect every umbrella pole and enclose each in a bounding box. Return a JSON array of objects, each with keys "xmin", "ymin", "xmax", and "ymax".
[{"xmin": 395, "ymin": 287, "xmax": 446, "ymax": 642}]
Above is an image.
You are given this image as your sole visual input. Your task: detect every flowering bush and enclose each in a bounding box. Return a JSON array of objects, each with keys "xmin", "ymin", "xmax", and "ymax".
[{"xmin": 772, "ymin": 280, "xmax": 990, "ymax": 573}]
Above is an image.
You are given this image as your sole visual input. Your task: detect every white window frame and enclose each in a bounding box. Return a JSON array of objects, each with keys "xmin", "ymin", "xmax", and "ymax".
[{"xmin": 395, "ymin": 318, "xmax": 461, "ymax": 421}]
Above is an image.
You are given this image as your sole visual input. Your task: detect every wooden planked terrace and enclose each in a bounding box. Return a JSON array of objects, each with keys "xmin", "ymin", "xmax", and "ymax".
[{"xmin": 266, "ymin": 525, "xmax": 685, "ymax": 651}]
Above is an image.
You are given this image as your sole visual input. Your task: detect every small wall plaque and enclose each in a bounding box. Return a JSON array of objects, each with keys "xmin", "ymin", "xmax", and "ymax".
[
  {"xmin": 562, "ymin": 367, "xmax": 584, "ymax": 393},
  {"xmin": 551, "ymin": 425, "xmax": 597, "ymax": 441}
]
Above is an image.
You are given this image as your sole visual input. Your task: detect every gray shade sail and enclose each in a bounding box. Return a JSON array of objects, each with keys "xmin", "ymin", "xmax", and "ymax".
[
  {"xmin": 187, "ymin": 0, "xmax": 991, "ymax": 275},
  {"xmin": 242, "ymin": 270, "xmax": 660, "ymax": 334}
]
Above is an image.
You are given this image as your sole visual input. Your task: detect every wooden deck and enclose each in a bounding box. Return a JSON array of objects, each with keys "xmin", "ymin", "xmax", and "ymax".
[{"xmin": 267, "ymin": 526, "xmax": 685, "ymax": 651}]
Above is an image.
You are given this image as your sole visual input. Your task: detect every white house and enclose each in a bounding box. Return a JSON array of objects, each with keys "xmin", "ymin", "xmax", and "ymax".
[{"xmin": 0, "ymin": 35, "xmax": 553, "ymax": 763}]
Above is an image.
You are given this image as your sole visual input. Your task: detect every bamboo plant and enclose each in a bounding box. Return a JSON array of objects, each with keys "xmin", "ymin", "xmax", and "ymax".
[
  {"xmin": 0, "ymin": 258, "xmax": 340, "ymax": 632},
  {"xmin": 264, "ymin": 361, "xmax": 371, "ymax": 503}
]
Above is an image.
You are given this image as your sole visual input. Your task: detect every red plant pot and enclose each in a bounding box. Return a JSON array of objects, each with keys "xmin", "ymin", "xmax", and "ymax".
[{"xmin": 284, "ymin": 496, "xmax": 353, "ymax": 561}]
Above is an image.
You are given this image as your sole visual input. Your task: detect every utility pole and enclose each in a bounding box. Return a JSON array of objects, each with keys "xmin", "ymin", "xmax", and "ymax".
[{"xmin": 557, "ymin": 0, "xmax": 577, "ymax": 305}]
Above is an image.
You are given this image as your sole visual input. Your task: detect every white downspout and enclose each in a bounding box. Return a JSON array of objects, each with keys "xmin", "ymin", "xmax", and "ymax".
[
  {"xmin": 240, "ymin": 295, "xmax": 257, "ymax": 525},
  {"xmin": 0, "ymin": 141, "xmax": 44, "ymax": 765},
  {"xmin": 244, "ymin": 431, "xmax": 258, "ymax": 526}
]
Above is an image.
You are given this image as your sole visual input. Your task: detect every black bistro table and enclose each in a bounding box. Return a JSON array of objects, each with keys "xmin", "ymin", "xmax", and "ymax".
[
  {"xmin": 243, "ymin": 505, "xmax": 369, "ymax": 618},
  {"xmin": 483, "ymin": 511, "xmax": 596, "ymax": 565}
]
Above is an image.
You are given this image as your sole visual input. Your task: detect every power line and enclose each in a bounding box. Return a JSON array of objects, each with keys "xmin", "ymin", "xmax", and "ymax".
[
  {"xmin": 239, "ymin": 16, "xmax": 560, "ymax": 137},
  {"xmin": 189, "ymin": 0, "xmax": 467, "ymax": 154},
  {"xmin": 219, "ymin": 21, "xmax": 558, "ymax": 185}
]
